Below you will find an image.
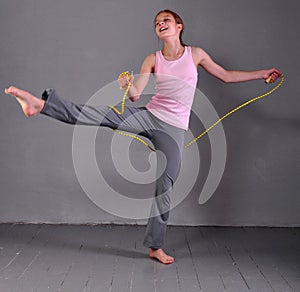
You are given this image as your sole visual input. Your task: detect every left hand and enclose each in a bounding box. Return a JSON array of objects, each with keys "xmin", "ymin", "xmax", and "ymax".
[{"xmin": 263, "ymin": 68, "xmax": 283, "ymax": 83}]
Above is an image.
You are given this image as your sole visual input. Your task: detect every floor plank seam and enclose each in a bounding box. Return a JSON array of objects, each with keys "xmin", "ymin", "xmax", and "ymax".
[{"xmin": 183, "ymin": 227, "xmax": 202, "ymax": 291}]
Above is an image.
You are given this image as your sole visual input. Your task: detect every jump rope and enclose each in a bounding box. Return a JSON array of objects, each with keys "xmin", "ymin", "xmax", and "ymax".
[{"xmin": 110, "ymin": 71, "xmax": 284, "ymax": 152}]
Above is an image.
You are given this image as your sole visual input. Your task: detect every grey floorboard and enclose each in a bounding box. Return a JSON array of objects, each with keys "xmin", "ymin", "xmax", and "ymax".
[{"xmin": 0, "ymin": 224, "xmax": 298, "ymax": 292}]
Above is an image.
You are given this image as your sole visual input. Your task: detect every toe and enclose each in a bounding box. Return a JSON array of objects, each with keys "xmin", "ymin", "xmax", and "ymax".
[
  {"xmin": 6, "ymin": 86, "xmax": 16, "ymax": 95},
  {"xmin": 164, "ymin": 257, "xmax": 174, "ymax": 264}
]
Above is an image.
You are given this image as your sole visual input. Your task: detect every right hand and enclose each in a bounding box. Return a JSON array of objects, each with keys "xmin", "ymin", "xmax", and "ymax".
[{"xmin": 118, "ymin": 71, "xmax": 134, "ymax": 90}]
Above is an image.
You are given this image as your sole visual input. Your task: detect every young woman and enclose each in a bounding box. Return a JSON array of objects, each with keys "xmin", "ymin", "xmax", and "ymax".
[{"xmin": 4, "ymin": 9, "xmax": 282, "ymax": 264}]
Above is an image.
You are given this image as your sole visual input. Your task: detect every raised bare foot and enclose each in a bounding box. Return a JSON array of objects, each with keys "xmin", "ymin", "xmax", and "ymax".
[
  {"xmin": 4, "ymin": 86, "xmax": 45, "ymax": 117},
  {"xmin": 149, "ymin": 248, "xmax": 174, "ymax": 264}
]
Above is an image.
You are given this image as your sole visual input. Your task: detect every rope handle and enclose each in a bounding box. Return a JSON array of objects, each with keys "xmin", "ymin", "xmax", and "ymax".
[{"xmin": 109, "ymin": 71, "xmax": 133, "ymax": 115}]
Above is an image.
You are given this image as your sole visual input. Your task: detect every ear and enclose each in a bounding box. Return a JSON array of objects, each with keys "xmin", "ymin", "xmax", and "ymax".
[{"xmin": 177, "ymin": 23, "xmax": 183, "ymax": 31}]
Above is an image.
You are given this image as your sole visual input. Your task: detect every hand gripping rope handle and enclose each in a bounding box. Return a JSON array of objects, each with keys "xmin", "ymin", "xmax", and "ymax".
[
  {"xmin": 110, "ymin": 71, "xmax": 285, "ymax": 151},
  {"xmin": 110, "ymin": 72, "xmax": 156, "ymax": 151}
]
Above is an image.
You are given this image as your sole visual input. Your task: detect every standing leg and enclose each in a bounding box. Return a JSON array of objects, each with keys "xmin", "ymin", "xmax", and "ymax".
[{"xmin": 143, "ymin": 126, "xmax": 185, "ymax": 264}]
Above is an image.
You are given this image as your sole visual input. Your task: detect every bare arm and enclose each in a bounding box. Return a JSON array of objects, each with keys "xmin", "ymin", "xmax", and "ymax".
[
  {"xmin": 192, "ymin": 47, "xmax": 282, "ymax": 83},
  {"xmin": 119, "ymin": 54, "xmax": 155, "ymax": 102}
]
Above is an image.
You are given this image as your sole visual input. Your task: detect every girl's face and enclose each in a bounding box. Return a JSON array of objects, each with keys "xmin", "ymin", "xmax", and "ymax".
[{"xmin": 154, "ymin": 12, "xmax": 182, "ymax": 41}]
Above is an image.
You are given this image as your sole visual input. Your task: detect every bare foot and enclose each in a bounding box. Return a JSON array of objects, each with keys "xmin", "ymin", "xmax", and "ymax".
[
  {"xmin": 149, "ymin": 248, "xmax": 174, "ymax": 264},
  {"xmin": 4, "ymin": 86, "xmax": 45, "ymax": 117}
]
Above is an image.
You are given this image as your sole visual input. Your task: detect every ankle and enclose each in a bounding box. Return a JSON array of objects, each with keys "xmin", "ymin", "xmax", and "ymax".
[{"xmin": 37, "ymin": 99, "xmax": 46, "ymax": 113}]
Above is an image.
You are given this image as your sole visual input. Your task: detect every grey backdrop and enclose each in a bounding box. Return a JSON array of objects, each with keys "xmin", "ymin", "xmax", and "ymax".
[{"xmin": 0, "ymin": 0, "xmax": 299, "ymax": 226}]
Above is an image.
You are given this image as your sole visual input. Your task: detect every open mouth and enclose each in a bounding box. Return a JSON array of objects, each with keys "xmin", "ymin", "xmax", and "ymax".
[{"xmin": 159, "ymin": 27, "xmax": 168, "ymax": 32}]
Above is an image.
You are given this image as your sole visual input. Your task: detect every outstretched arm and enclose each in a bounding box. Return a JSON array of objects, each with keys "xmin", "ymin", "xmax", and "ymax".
[
  {"xmin": 192, "ymin": 47, "xmax": 282, "ymax": 83},
  {"xmin": 119, "ymin": 53, "xmax": 155, "ymax": 102}
]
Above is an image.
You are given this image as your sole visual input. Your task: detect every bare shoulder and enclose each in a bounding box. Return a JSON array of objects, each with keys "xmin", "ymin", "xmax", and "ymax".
[
  {"xmin": 191, "ymin": 46, "xmax": 204, "ymax": 54},
  {"xmin": 141, "ymin": 53, "xmax": 155, "ymax": 73},
  {"xmin": 191, "ymin": 46, "xmax": 207, "ymax": 65},
  {"xmin": 144, "ymin": 53, "xmax": 156, "ymax": 65}
]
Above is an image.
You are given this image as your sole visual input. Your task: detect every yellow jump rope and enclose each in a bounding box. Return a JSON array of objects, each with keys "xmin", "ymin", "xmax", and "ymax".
[{"xmin": 110, "ymin": 72, "xmax": 284, "ymax": 151}]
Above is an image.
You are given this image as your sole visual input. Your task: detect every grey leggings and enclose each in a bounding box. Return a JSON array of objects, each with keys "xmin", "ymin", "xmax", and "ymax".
[{"xmin": 40, "ymin": 89, "xmax": 185, "ymax": 249}]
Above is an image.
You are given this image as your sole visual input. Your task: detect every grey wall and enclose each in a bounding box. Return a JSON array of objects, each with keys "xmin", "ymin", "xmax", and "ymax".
[{"xmin": 0, "ymin": 0, "xmax": 299, "ymax": 226}]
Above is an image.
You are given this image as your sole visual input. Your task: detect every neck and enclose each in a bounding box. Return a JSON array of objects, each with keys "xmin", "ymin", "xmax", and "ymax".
[{"xmin": 162, "ymin": 39, "xmax": 185, "ymax": 58}]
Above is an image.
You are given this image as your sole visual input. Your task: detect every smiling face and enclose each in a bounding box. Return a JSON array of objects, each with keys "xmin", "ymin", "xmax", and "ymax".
[{"xmin": 154, "ymin": 12, "xmax": 183, "ymax": 41}]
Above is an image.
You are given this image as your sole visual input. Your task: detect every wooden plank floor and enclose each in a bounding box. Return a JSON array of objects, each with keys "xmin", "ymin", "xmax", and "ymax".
[{"xmin": 0, "ymin": 224, "xmax": 299, "ymax": 292}]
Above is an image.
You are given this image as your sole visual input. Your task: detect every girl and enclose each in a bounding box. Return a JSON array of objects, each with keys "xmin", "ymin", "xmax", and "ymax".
[{"xmin": 4, "ymin": 9, "xmax": 282, "ymax": 264}]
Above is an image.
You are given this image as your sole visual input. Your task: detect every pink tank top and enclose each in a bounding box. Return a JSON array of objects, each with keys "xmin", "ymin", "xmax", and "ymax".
[{"xmin": 146, "ymin": 46, "xmax": 198, "ymax": 130}]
